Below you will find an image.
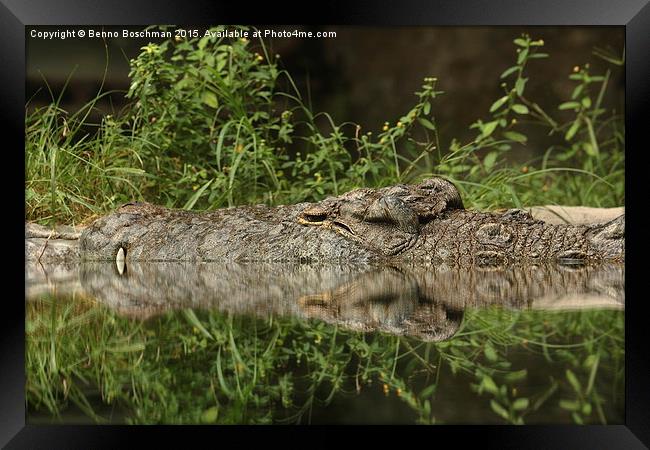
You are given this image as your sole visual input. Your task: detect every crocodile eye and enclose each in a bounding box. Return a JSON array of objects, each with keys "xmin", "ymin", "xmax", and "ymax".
[
  {"xmin": 300, "ymin": 205, "xmax": 329, "ymax": 224},
  {"xmin": 303, "ymin": 212, "xmax": 327, "ymax": 222}
]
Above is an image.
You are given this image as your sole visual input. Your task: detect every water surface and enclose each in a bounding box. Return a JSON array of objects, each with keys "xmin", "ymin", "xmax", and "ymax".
[{"xmin": 25, "ymin": 261, "xmax": 625, "ymax": 424}]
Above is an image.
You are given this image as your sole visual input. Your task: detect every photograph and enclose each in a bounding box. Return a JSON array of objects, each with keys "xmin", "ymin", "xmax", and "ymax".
[{"xmin": 24, "ymin": 24, "xmax": 626, "ymax": 426}]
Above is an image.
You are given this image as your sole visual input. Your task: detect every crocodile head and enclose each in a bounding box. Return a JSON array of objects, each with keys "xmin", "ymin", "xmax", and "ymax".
[{"xmin": 297, "ymin": 177, "xmax": 463, "ymax": 257}]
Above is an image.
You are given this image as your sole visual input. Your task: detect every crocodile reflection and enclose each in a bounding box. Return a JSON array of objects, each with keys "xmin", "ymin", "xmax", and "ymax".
[{"xmin": 25, "ymin": 262, "xmax": 624, "ymax": 342}]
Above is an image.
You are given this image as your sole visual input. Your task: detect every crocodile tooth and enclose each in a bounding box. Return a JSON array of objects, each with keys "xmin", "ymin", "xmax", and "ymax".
[{"xmin": 116, "ymin": 247, "xmax": 125, "ymax": 275}]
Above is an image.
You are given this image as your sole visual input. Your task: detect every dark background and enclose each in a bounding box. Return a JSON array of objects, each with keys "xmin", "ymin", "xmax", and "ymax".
[{"xmin": 26, "ymin": 26, "xmax": 624, "ymax": 162}]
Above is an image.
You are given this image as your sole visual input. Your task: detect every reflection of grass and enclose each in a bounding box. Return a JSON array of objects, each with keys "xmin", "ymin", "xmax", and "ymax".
[{"xmin": 26, "ymin": 297, "xmax": 624, "ymax": 424}]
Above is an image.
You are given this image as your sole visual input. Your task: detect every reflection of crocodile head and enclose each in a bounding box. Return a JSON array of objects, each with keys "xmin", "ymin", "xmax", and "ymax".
[{"xmin": 297, "ymin": 268, "xmax": 464, "ymax": 341}]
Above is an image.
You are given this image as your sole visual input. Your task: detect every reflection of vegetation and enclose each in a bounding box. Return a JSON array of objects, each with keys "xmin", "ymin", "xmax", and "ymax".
[
  {"xmin": 25, "ymin": 28, "xmax": 623, "ymax": 225},
  {"xmin": 26, "ymin": 297, "xmax": 624, "ymax": 424}
]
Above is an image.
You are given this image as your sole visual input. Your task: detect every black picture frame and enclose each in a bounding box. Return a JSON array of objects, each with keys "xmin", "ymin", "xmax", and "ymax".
[{"xmin": 6, "ymin": 1, "xmax": 648, "ymax": 447}]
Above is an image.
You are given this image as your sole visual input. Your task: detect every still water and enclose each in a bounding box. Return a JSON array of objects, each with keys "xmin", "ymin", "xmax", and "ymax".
[{"xmin": 25, "ymin": 261, "xmax": 624, "ymax": 424}]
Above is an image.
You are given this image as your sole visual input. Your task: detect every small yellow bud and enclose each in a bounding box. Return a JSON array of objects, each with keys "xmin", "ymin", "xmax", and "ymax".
[
  {"xmin": 573, "ymin": 66, "xmax": 580, "ymax": 73},
  {"xmin": 521, "ymin": 166, "xmax": 529, "ymax": 173}
]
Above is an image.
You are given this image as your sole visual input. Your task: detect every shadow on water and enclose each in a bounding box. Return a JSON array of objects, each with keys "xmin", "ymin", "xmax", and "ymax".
[{"xmin": 25, "ymin": 261, "xmax": 624, "ymax": 424}]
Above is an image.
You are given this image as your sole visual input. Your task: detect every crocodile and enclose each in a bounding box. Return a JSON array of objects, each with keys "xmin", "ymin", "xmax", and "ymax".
[{"xmin": 25, "ymin": 177, "xmax": 624, "ymax": 265}]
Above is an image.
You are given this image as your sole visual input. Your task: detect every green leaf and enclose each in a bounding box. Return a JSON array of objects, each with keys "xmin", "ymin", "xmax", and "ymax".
[
  {"xmin": 559, "ymin": 101, "xmax": 581, "ymax": 110},
  {"xmin": 513, "ymin": 38, "xmax": 529, "ymax": 47},
  {"xmin": 183, "ymin": 178, "xmax": 214, "ymax": 210},
  {"xmin": 512, "ymin": 104, "xmax": 529, "ymax": 114},
  {"xmin": 482, "ymin": 376, "xmax": 499, "ymax": 395},
  {"xmin": 198, "ymin": 37, "xmax": 209, "ymax": 49},
  {"xmin": 585, "ymin": 353, "xmax": 600, "ymax": 395},
  {"xmin": 182, "ymin": 309, "xmax": 213, "ymax": 340},
  {"xmin": 503, "ymin": 369, "xmax": 528, "ymax": 382},
  {"xmin": 490, "ymin": 96, "xmax": 510, "ymax": 113},
  {"xmin": 528, "ymin": 53, "xmax": 549, "ymax": 59},
  {"xmin": 419, "ymin": 384, "xmax": 437, "ymax": 399},
  {"xmin": 202, "ymin": 91, "xmax": 219, "ymax": 108},
  {"xmin": 515, "ymin": 77, "xmax": 528, "ymax": 96},
  {"xmin": 490, "ymin": 400, "xmax": 510, "ymax": 420},
  {"xmin": 175, "ymin": 77, "xmax": 190, "ymax": 91},
  {"xmin": 571, "ymin": 84, "xmax": 584, "ymax": 99},
  {"xmin": 512, "ymin": 398, "xmax": 530, "ymax": 411},
  {"xmin": 565, "ymin": 119, "xmax": 581, "ymax": 141},
  {"xmin": 582, "ymin": 143, "xmax": 596, "ymax": 156},
  {"xmin": 503, "ymin": 131, "xmax": 528, "ymax": 143},
  {"xmin": 581, "ymin": 97, "xmax": 592, "ymax": 108},
  {"xmin": 418, "ymin": 117, "xmax": 436, "ymax": 131},
  {"xmin": 483, "ymin": 152, "xmax": 498, "ymax": 171},
  {"xmin": 481, "ymin": 120, "xmax": 500, "ymax": 138},
  {"xmin": 201, "ymin": 406, "xmax": 219, "ymax": 423},
  {"xmin": 500, "ymin": 66, "xmax": 519, "ymax": 79},
  {"xmin": 559, "ymin": 399, "xmax": 580, "ymax": 411},
  {"xmin": 517, "ymin": 48, "xmax": 529, "ymax": 64},
  {"xmin": 583, "ymin": 354, "xmax": 598, "ymax": 369},
  {"xmin": 484, "ymin": 341, "xmax": 498, "ymax": 361},
  {"xmin": 566, "ymin": 369, "xmax": 582, "ymax": 394},
  {"xmin": 422, "ymin": 101, "xmax": 431, "ymax": 115}
]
